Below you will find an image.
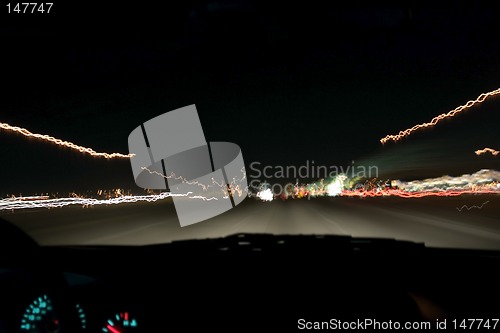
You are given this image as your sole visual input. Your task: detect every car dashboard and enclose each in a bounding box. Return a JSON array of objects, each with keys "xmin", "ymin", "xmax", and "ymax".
[{"xmin": 1, "ymin": 234, "xmax": 500, "ymax": 333}]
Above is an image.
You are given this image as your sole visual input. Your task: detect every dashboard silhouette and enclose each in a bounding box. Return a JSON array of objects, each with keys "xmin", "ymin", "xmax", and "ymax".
[{"xmin": 1, "ymin": 217, "xmax": 499, "ymax": 332}]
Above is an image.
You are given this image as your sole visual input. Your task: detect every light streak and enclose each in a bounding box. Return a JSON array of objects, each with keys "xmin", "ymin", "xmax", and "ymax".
[
  {"xmin": 456, "ymin": 200, "xmax": 490, "ymax": 212},
  {"xmin": 0, "ymin": 121, "xmax": 133, "ymax": 159},
  {"xmin": 141, "ymin": 166, "xmax": 247, "ymax": 198},
  {"xmin": 344, "ymin": 169, "xmax": 500, "ymax": 198},
  {"xmin": 341, "ymin": 188, "xmax": 498, "ymax": 198},
  {"xmin": 475, "ymin": 148, "xmax": 499, "ymax": 156},
  {"xmin": 1, "ymin": 195, "xmax": 49, "ymax": 201},
  {"xmin": 391, "ymin": 169, "xmax": 500, "ymax": 192},
  {"xmin": 188, "ymin": 195, "xmax": 219, "ymax": 201},
  {"xmin": 250, "ymin": 169, "xmax": 500, "ymax": 201},
  {"xmin": 0, "ymin": 166, "xmax": 247, "ymax": 211},
  {"xmin": 141, "ymin": 167, "xmax": 219, "ymax": 191},
  {"xmin": 380, "ymin": 88, "xmax": 500, "ymax": 144},
  {"xmin": 0, "ymin": 192, "xmax": 222, "ymax": 211},
  {"xmin": 3, "ymin": 174, "xmax": 499, "ymax": 209}
]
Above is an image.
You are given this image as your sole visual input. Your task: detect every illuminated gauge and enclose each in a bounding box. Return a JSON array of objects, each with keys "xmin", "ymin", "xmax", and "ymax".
[
  {"xmin": 75, "ymin": 304, "xmax": 87, "ymax": 330},
  {"xmin": 20, "ymin": 294, "xmax": 59, "ymax": 333},
  {"xmin": 102, "ymin": 312, "xmax": 138, "ymax": 333}
]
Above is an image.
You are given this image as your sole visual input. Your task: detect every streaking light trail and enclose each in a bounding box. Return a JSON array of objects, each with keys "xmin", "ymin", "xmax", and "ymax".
[
  {"xmin": 0, "ymin": 192, "xmax": 218, "ymax": 211},
  {"xmin": 341, "ymin": 188, "xmax": 498, "ymax": 198},
  {"xmin": 141, "ymin": 166, "xmax": 248, "ymax": 199},
  {"xmin": 456, "ymin": 200, "xmax": 490, "ymax": 212},
  {"xmin": 380, "ymin": 88, "xmax": 500, "ymax": 144},
  {"xmin": 475, "ymin": 148, "xmax": 499, "ymax": 156},
  {"xmin": 391, "ymin": 169, "xmax": 500, "ymax": 192},
  {"xmin": 2, "ymin": 168, "xmax": 499, "ymax": 210},
  {"xmin": 251, "ymin": 169, "xmax": 500, "ymax": 201},
  {"xmin": 0, "ymin": 121, "xmax": 133, "ymax": 159}
]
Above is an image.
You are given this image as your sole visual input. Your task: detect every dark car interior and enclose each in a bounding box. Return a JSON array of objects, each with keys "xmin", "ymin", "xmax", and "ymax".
[{"xmin": 1, "ymin": 217, "xmax": 499, "ymax": 332}]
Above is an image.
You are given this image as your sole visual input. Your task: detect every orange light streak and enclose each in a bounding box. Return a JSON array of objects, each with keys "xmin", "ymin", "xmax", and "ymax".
[
  {"xmin": 380, "ymin": 88, "xmax": 500, "ymax": 144},
  {"xmin": 0, "ymin": 121, "xmax": 133, "ymax": 159},
  {"xmin": 475, "ymin": 148, "xmax": 499, "ymax": 156}
]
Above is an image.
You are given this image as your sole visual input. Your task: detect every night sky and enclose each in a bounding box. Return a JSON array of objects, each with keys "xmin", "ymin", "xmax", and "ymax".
[{"xmin": 1, "ymin": 1, "xmax": 500, "ymax": 195}]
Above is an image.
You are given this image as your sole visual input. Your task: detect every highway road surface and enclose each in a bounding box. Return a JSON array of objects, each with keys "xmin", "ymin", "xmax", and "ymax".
[{"xmin": 1, "ymin": 195, "xmax": 500, "ymax": 249}]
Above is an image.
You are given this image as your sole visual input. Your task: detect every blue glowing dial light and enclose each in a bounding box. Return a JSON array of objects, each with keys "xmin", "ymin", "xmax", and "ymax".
[
  {"xmin": 76, "ymin": 304, "xmax": 87, "ymax": 330},
  {"xmin": 20, "ymin": 294, "xmax": 59, "ymax": 333},
  {"xmin": 102, "ymin": 312, "xmax": 138, "ymax": 333}
]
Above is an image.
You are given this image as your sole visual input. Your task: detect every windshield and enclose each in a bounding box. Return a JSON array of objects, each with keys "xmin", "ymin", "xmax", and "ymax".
[{"xmin": 1, "ymin": 2, "xmax": 499, "ymax": 249}]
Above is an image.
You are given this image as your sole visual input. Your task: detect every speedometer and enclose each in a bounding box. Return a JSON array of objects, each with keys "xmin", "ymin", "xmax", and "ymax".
[
  {"xmin": 20, "ymin": 294, "xmax": 59, "ymax": 333},
  {"xmin": 19, "ymin": 295, "xmax": 86, "ymax": 333}
]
